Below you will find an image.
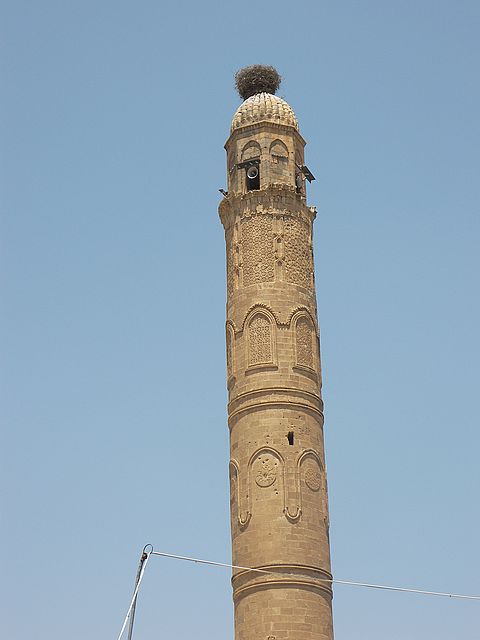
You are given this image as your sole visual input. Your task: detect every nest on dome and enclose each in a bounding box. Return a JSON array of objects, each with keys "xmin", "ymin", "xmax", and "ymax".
[{"xmin": 235, "ymin": 65, "xmax": 282, "ymax": 101}]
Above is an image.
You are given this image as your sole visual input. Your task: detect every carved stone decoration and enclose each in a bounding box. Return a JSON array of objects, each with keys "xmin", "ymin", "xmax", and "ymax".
[
  {"xmin": 284, "ymin": 449, "xmax": 325, "ymax": 517},
  {"xmin": 247, "ymin": 447, "xmax": 285, "ymax": 516},
  {"xmin": 229, "ymin": 465, "xmax": 237, "ymax": 500},
  {"xmin": 221, "ymin": 76, "xmax": 335, "ymax": 640},
  {"xmin": 283, "ymin": 217, "xmax": 313, "ymax": 289},
  {"xmin": 254, "ymin": 454, "xmax": 278, "ymax": 487},
  {"xmin": 270, "ymin": 139, "xmax": 289, "ymax": 159},
  {"xmin": 295, "ymin": 315, "xmax": 314, "ymax": 369},
  {"xmin": 273, "ymin": 216, "xmax": 285, "ymax": 280},
  {"xmin": 304, "ymin": 461, "xmax": 322, "ymax": 492},
  {"xmin": 248, "ymin": 313, "xmax": 273, "ymax": 366},
  {"xmin": 226, "ymin": 222, "xmax": 242, "ymax": 296},
  {"xmin": 229, "ymin": 462, "xmax": 238, "ymax": 533},
  {"xmin": 241, "ymin": 140, "xmax": 261, "ymax": 161},
  {"xmin": 230, "ymin": 459, "xmax": 251, "ymax": 527},
  {"xmin": 226, "ymin": 231, "xmax": 235, "ymax": 296},
  {"xmin": 226, "ymin": 333, "xmax": 232, "ymax": 376},
  {"xmin": 284, "ymin": 454, "xmax": 301, "ymax": 521},
  {"xmin": 241, "ymin": 215, "xmax": 275, "ymax": 286},
  {"xmin": 226, "ymin": 323, "xmax": 235, "ymax": 379},
  {"xmin": 270, "ymin": 140, "xmax": 289, "ymax": 180}
]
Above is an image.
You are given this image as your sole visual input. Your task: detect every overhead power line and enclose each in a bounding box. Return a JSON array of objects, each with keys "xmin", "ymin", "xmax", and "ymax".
[
  {"xmin": 117, "ymin": 546, "xmax": 480, "ymax": 640},
  {"xmin": 151, "ymin": 550, "xmax": 480, "ymax": 600}
]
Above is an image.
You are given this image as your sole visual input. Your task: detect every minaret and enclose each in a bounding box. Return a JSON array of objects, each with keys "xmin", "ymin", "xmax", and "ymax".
[{"xmin": 219, "ymin": 66, "xmax": 334, "ymax": 640}]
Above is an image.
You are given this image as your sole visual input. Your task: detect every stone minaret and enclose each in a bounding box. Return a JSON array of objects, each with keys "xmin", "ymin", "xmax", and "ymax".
[{"xmin": 219, "ymin": 66, "xmax": 334, "ymax": 640}]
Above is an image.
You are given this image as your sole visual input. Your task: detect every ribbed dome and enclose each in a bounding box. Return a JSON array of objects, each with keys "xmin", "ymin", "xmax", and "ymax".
[{"xmin": 231, "ymin": 93, "xmax": 298, "ymax": 133}]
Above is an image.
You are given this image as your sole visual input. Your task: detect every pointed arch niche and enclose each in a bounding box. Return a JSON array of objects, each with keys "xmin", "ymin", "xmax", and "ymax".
[
  {"xmin": 292, "ymin": 311, "xmax": 317, "ymax": 375},
  {"xmin": 269, "ymin": 139, "xmax": 289, "ymax": 161},
  {"xmin": 241, "ymin": 140, "xmax": 261, "ymax": 161},
  {"xmin": 246, "ymin": 308, "xmax": 277, "ymax": 371},
  {"xmin": 226, "ymin": 321, "xmax": 236, "ymax": 386}
]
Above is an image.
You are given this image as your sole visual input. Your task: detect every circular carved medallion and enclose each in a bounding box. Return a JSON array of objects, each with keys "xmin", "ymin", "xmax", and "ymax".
[
  {"xmin": 255, "ymin": 455, "xmax": 277, "ymax": 487},
  {"xmin": 304, "ymin": 464, "xmax": 321, "ymax": 491}
]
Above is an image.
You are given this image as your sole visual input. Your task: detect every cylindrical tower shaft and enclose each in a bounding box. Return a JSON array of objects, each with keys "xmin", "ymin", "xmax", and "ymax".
[{"xmin": 219, "ymin": 73, "xmax": 334, "ymax": 640}]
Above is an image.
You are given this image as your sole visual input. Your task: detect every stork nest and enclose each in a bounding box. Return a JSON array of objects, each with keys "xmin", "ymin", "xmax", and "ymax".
[{"xmin": 235, "ymin": 65, "xmax": 282, "ymax": 101}]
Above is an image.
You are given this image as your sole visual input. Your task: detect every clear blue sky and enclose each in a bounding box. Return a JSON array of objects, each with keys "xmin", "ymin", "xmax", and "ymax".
[{"xmin": 1, "ymin": 1, "xmax": 479, "ymax": 638}]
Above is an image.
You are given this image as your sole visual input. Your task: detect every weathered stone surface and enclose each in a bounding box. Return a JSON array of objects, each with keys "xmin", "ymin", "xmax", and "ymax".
[{"xmin": 220, "ymin": 92, "xmax": 334, "ymax": 640}]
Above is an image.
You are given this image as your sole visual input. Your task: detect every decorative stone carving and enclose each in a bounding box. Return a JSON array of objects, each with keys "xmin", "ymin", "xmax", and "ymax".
[
  {"xmin": 226, "ymin": 222, "xmax": 241, "ymax": 296},
  {"xmin": 226, "ymin": 323, "xmax": 235, "ymax": 379},
  {"xmin": 245, "ymin": 447, "xmax": 285, "ymax": 517},
  {"xmin": 254, "ymin": 454, "xmax": 278, "ymax": 487},
  {"xmin": 270, "ymin": 139, "xmax": 288, "ymax": 156},
  {"xmin": 226, "ymin": 233, "xmax": 235, "ymax": 296},
  {"xmin": 241, "ymin": 215, "xmax": 275, "ymax": 286},
  {"xmin": 279, "ymin": 449, "xmax": 325, "ymax": 521},
  {"xmin": 221, "ymin": 78, "xmax": 335, "ymax": 640},
  {"xmin": 304, "ymin": 463, "xmax": 322, "ymax": 492},
  {"xmin": 241, "ymin": 140, "xmax": 261, "ymax": 161},
  {"xmin": 229, "ymin": 462, "xmax": 238, "ymax": 533},
  {"xmin": 270, "ymin": 139, "xmax": 289, "ymax": 163},
  {"xmin": 218, "ymin": 184, "xmax": 316, "ymax": 231},
  {"xmin": 230, "ymin": 459, "xmax": 251, "ymax": 527},
  {"xmin": 287, "ymin": 306, "xmax": 317, "ymax": 329},
  {"xmin": 241, "ymin": 303, "xmax": 281, "ymax": 331},
  {"xmin": 283, "ymin": 217, "xmax": 312, "ymax": 289},
  {"xmin": 296, "ymin": 315, "xmax": 314, "ymax": 369},
  {"xmin": 248, "ymin": 313, "xmax": 273, "ymax": 366},
  {"xmin": 230, "ymin": 467, "xmax": 236, "ymax": 498},
  {"xmin": 299, "ymin": 452, "xmax": 323, "ymax": 496}
]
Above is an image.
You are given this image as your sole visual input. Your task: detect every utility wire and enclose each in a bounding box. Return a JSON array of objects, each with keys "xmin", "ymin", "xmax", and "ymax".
[
  {"xmin": 117, "ymin": 546, "xmax": 480, "ymax": 640},
  {"xmin": 151, "ymin": 550, "xmax": 480, "ymax": 601}
]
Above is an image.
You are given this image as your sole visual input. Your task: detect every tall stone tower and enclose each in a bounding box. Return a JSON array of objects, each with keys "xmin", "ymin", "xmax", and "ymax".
[{"xmin": 219, "ymin": 66, "xmax": 334, "ymax": 640}]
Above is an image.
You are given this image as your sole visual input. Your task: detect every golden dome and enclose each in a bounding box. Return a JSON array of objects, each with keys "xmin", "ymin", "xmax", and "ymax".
[{"xmin": 231, "ymin": 93, "xmax": 298, "ymax": 133}]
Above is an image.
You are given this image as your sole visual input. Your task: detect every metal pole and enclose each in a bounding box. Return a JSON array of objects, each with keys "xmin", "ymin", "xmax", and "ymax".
[{"xmin": 127, "ymin": 548, "xmax": 149, "ymax": 640}]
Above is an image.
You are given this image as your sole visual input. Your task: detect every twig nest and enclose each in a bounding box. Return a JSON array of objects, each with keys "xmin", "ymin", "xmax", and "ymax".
[{"xmin": 235, "ymin": 65, "xmax": 282, "ymax": 101}]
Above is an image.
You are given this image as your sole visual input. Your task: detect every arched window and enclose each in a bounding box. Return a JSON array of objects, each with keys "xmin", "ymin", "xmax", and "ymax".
[{"xmin": 240, "ymin": 141, "xmax": 261, "ymax": 192}]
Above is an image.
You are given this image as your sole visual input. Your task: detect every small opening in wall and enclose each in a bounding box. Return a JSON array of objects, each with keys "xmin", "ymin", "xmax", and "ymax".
[
  {"xmin": 246, "ymin": 165, "xmax": 260, "ymax": 191},
  {"xmin": 287, "ymin": 431, "xmax": 294, "ymax": 446}
]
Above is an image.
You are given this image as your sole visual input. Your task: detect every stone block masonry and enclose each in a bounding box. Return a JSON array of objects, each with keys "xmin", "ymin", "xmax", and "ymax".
[{"xmin": 219, "ymin": 77, "xmax": 334, "ymax": 640}]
